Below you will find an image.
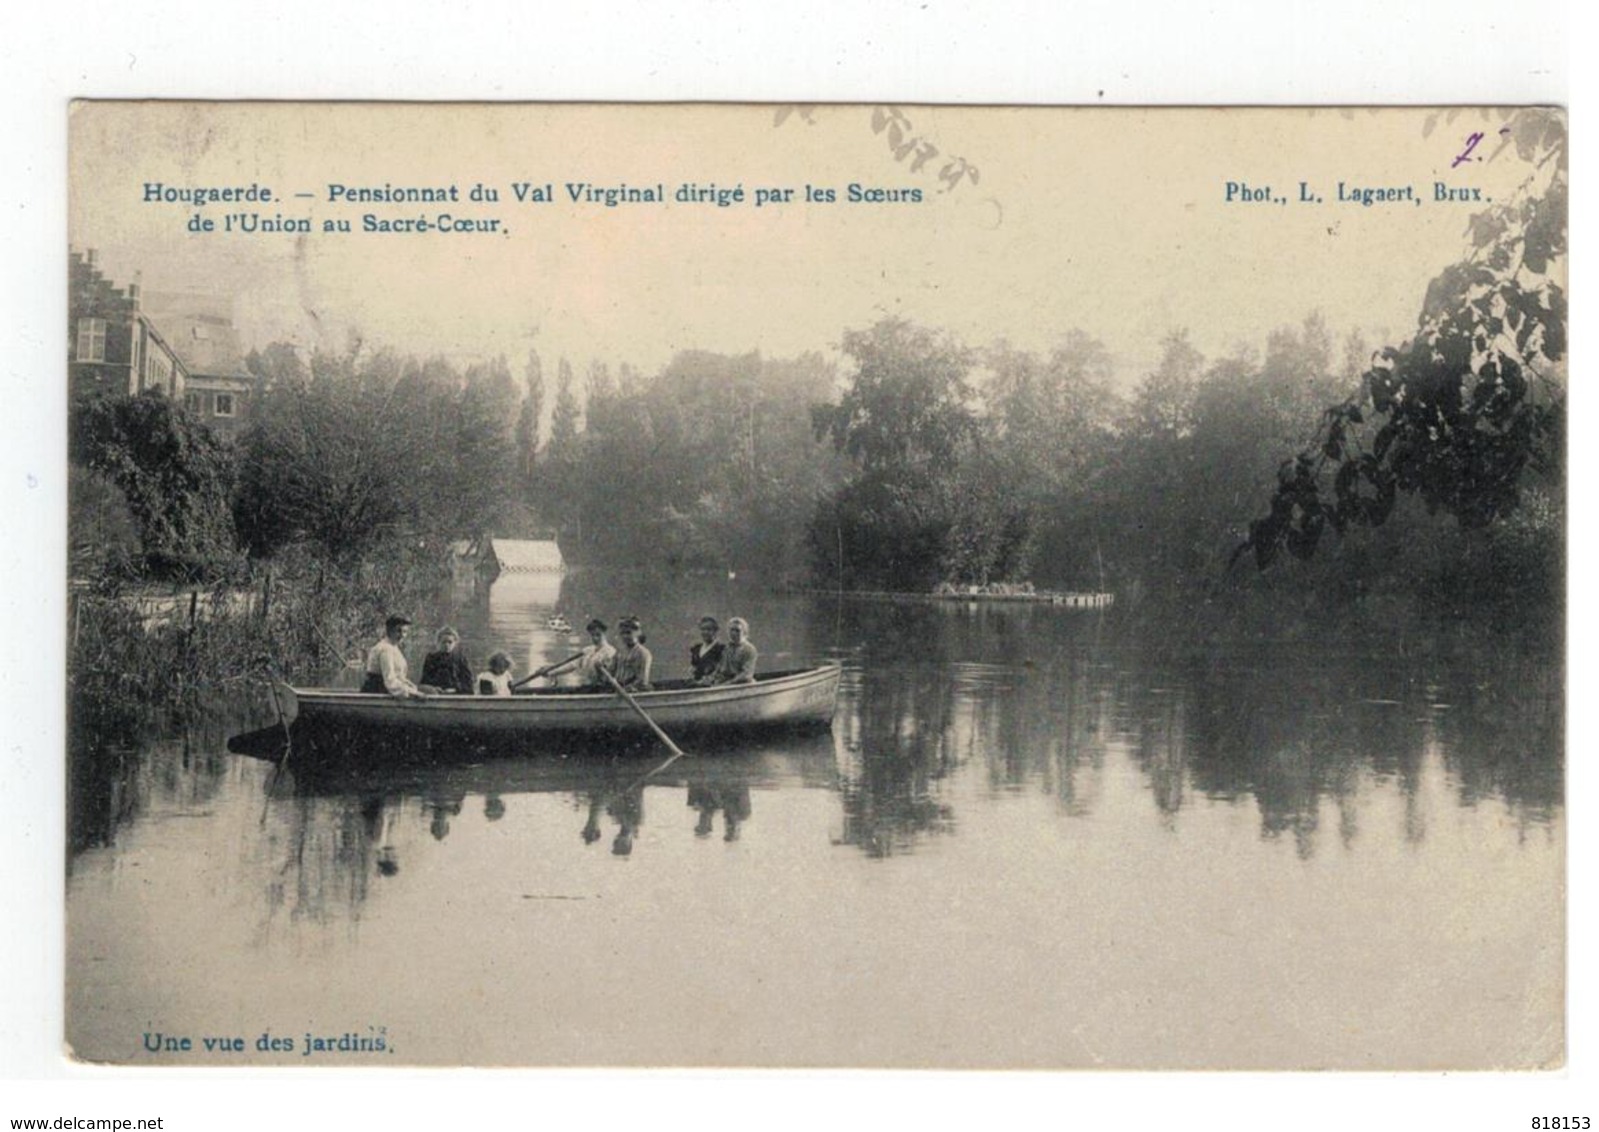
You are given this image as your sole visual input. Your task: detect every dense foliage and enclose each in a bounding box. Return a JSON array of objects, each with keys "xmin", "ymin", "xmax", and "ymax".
[
  {"xmin": 1238, "ymin": 109, "xmax": 1566, "ymax": 577},
  {"xmin": 233, "ymin": 343, "xmax": 523, "ymax": 564},
  {"xmin": 69, "ymin": 389, "xmax": 239, "ymax": 580},
  {"xmin": 561, "ymin": 349, "xmax": 844, "ymax": 580}
]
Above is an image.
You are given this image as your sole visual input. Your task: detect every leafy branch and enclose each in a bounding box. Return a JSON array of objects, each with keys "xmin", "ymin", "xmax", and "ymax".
[{"xmin": 1236, "ymin": 108, "xmax": 1566, "ymax": 570}]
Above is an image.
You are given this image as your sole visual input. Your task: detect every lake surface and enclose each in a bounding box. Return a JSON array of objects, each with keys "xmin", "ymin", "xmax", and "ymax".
[{"xmin": 65, "ymin": 572, "xmax": 1564, "ymax": 1069}]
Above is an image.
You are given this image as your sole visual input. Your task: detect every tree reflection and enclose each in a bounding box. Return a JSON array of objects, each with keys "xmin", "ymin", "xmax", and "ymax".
[
  {"xmin": 833, "ymin": 665, "xmax": 958, "ymax": 856},
  {"xmin": 67, "ymin": 722, "xmax": 142, "ymax": 864},
  {"xmin": 1132, "ymin": 642, "xmax": 1561, "ymax": 855},
  {"xmin": 822, "ymin": 615, "xmax": 1561, "ymax": 860},
  {"xmin": 259, "ymin": 791, "xmax": 401, "ymax": 930},
  {"xmin": 68, "ymin": 705, "xmax": 238, "ymax": 868}
]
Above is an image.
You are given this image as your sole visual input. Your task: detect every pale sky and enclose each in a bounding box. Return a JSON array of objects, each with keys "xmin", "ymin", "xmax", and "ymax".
[{"xmin": 71, "ymin": 103, "xmax": 1544, "ymax": 390}]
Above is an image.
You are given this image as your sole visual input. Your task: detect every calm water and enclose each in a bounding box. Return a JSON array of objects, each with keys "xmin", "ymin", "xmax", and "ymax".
[{"xmin": 65, "ymin": 573, "xmax": 1564, "ymax": 1069}]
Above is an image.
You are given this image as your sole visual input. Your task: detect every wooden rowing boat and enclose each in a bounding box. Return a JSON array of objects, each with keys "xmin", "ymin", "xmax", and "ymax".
[{"xmin": 276, "ymin": 663, "xmax": 843, "ymax": 736}]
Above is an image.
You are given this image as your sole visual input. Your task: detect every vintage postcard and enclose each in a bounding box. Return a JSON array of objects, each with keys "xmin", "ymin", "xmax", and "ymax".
[{"xmin": 64, "ymin": 102, "xmax": 1565, "ymax": 1069}]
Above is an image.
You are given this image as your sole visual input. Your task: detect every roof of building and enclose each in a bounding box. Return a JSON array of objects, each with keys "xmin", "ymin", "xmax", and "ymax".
[
  {"xmin": 142, "ymin": 291, "xmax": 252, "ymax": 378},
  {"xmin": 489, "ymin": 538, "xmax": 565, "ymax": 573}
]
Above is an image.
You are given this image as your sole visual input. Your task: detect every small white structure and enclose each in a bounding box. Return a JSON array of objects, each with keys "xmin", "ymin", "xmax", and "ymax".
[{"xmin": 486, "ymin": 538, "xmax": 566, "ymax": 575}]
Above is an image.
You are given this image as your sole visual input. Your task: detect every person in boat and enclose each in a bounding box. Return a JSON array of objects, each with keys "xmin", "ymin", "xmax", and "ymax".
[
  {"xmin": 535, "ymin": 618, "xmax": 617, "ymax": 688},
  {"xmin": 362, "ymin": 614, "xmax": 426, "ymax": 699},
  {"xmin": 610, "ymin": 615, "xmax": 653, "ymax": 692},
  {"xmin": 419, "ymin": 625, "xmax": 474, "ymax": 694},
  {"xmin": 477, "ymin": 651, "xmax": 516, "ymax": 696},
  {"xmin": 689, "ymin": 616, "xmax": 725, "ymax": 682},
  {"xmin": 706, "ymin": 616, "xmax": 757, "ymax": 685}
]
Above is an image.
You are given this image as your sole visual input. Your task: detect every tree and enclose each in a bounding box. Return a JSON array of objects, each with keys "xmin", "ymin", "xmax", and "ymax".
[
  {"xmin": 810, "ymin": 318, "xmax": 981, "ymax": 589},
  {"xmin": 941, "ymin": 445, "xmax": 1036, "ymax": 585},
  {"xmin": 641, "ymin": 350, "xmax": 842, "ymax": 577},
  {"xmin": 812, "ymin": 318, "xmax": 976, "ymax": 475},
  {"xmin": 809, "ymin": 469, "xmax": 954, "ymax": 592},
  {"xmin": 988, "ymin": 330, "xmax": 1117, "ymax": 486},
  {"xmin": 586, "ymin": 360, "xmax": 618, "ymax": 408},
  {"xmin": 516, "ymin": 348, "xmax": 543, "ymax": 481},
  {"xmin": 235, "ymin": 345, "xmax": 415, "ymax": 563},
  {"xmin": 548, "ymin": 358, "xmax": 580, "ymax": 459},
  {"xmin": 1126, "ymin": 329, "xmax": 1204, "ymax": 442},
  {"xmin": 542, "ymin": 358, "xmax": 585, "ymax": 545},
  {"xmin": 1238, "ymin": 109, "xmax": 1566, "ymax": 569},
  {"xmin": 236, "ymin": 343, "xmax": 525, "ymax": 562},
  {"xmin": 1081, "ymin": 331, "xmax": 1210, "ymax": 592},
  {"xmin": 453, "ymin": 356, "xmax": 521, "ymax": 539},
  {"xmin": 983, "ymin": 332, "xmax": 1119, "ymax": 587},
  {"xmin": 69, "ymin": 389, "xmax": 239, "ymax": 580}
]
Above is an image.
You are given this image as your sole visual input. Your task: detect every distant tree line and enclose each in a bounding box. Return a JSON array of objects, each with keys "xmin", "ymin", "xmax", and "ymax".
[
  {"xmin": 68, "ymin": 339, "xmax": 849, "ymax": 587},
  {"xmin": 67, "ymin": 112, "xmax": 1563, "ymax": 630}
]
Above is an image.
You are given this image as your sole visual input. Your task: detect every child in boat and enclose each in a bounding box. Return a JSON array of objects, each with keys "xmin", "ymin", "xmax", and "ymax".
[{"xmin": 477, "ymin": 652, "xmax": 515, "ymax": 696}]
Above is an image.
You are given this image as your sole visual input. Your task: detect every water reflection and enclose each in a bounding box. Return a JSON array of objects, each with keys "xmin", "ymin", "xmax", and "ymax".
[
  {"xmin": 833, "ymin": 666, "xmax": 959, "ymax": 857},
  {"xmin": 74, "ymin": 616, "xmax": 1562, "ymax": 885},
  {"xmin": 208, "ymin": 726, "xmax": 840, "ymax": 925},
  {"xmin": 65, "ymin": 590, "xmax": 1564, "ymax": 1068},
  {"xmin": 68, "ymin": 701, "xmax": 257, "ymax": 868},
  {"xmin": 1162, "ymin": 645, "xmax": 1562, "ymax": 856},
  {"xmin": 687, "ymin": 780, "xmax": 751, "ymax": 841}
]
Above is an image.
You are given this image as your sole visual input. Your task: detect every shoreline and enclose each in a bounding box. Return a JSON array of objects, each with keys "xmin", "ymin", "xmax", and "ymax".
[{"xmin": 778, "ymin": 587, "xmax": 1115, "ymax": 608}]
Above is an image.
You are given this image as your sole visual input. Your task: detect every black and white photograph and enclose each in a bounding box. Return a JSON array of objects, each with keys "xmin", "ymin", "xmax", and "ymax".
[{"xmin": 56, "ymin": 101, "xmax": 1566, "ymax": 1072}]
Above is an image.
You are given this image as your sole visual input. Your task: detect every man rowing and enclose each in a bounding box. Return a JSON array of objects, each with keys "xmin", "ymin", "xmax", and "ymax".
[{"xmin": 528, "ymin": 618, "xmax": 617, "ymax": 689}]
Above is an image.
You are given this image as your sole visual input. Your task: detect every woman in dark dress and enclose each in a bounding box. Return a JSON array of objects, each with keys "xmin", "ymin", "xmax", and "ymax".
[
  {"xmin": 689, "ymin": 616, "xmax": 725, "ymax": 683},
  {"xmin": 419, "ymin": 626, "xmax": 474, "ymax": 694}
]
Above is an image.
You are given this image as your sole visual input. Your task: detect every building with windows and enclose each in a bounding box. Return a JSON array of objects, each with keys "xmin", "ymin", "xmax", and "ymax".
[
  {"xmin": 149, "ymin": 297, "xmax": 258, "ymax": 443},
  {"xmin": 69, "ymin": 248, "xmax": 189, "ymax": 402},
  {"xmin": 69, "ymin": 249, "xmax": 259, "ymax": 440}
]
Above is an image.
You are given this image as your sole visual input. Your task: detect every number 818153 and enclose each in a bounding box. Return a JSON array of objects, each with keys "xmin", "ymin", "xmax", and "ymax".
[{"xmin": 1532, "ymin": 1119, "xmax": 1590, "ymax": 1129}]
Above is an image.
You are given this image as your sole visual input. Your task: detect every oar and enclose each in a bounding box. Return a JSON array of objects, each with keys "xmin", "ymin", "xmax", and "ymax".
[
  {"xmin": 599, "ymin": 666, "xmax": 691, "ymax": 776},
  {"xmin": 512, "ymin": 651, "xmax": 587, "ymax": 690}
]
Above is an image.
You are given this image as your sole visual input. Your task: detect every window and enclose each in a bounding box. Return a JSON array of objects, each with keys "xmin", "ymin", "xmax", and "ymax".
[
  {"xmin": 147, "ymin": 353, "xmax": 171, "ymax": 391},
  {"xmin": 214, "ymin": 393, "xmax": 235, "ymax": 417},
  {"xmin": 75, "ymin": 318, "xmax": 107, "ymax": 362}
]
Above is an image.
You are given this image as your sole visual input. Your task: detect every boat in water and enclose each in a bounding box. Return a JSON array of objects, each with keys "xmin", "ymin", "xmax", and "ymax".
[
  {"xmin": 545, "ymin": 614, "xmax": 573, "ymax": 634},
  {"xmin": 274, "ymin": 664, "xmax": 842, "ymax": 739}
]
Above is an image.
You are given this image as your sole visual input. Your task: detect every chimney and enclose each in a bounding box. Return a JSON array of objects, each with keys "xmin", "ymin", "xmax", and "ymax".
[
  {"xmin": 85, "ymin": 248, "xmax": 97, "ymax": 267},
  {"xmin": 127, "ymin": 282, "xmax": 140, "ymax": 310}
]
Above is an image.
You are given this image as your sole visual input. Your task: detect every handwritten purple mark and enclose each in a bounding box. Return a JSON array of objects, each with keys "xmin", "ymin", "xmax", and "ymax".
[{"xmin": 1452, "ymin": 131, "xmax": 1485, "ymax": 168}]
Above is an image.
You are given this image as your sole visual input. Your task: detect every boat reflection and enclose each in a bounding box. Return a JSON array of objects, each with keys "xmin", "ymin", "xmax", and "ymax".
[
  {"xmin": 225, "ymin": 721, "xmax": 839, "ymax": 921},
  {"xmin": 687, "ymin": 781, "xmax": 751, "ymax": 841}
]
